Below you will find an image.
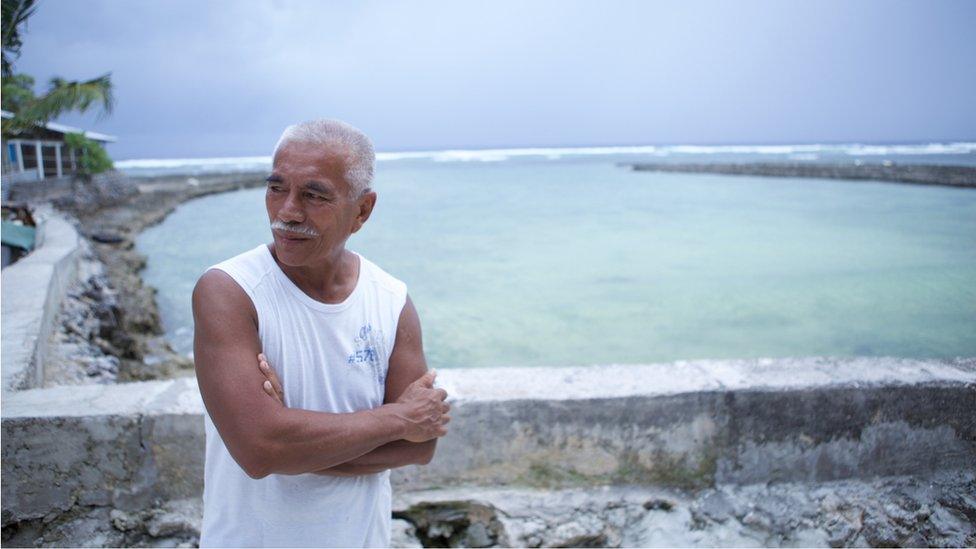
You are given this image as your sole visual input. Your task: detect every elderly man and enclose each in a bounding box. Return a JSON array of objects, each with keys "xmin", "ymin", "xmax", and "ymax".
[{"xmin": 192, "ymin": 119, "xmax": 450, "ymax": 547}]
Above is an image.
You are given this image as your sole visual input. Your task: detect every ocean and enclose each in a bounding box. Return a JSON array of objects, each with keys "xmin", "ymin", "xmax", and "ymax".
[{"xmin": 133, "ymin": 143, "xmax": 976, "ymax": 368}]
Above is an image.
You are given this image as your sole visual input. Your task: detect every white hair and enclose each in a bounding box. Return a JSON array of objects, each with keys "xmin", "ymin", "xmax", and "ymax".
[{"xmin": 272, "ymin": 119, "xmax": 375, "ymax": 196}]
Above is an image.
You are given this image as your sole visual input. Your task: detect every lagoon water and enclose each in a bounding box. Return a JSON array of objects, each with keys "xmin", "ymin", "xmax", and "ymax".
[{"xmin": 136, "ymin": 150, "xmax": 976, "ymax": 368}]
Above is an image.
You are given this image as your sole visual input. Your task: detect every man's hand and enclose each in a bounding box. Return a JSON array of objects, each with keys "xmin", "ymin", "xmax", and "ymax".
[
  {"xmin": 390, "ymin": 370, "xmax": 451, "ymax": 442},
  {"xmin": 257, "ymin": 353, "xmax": 451, "ymax": 444}
]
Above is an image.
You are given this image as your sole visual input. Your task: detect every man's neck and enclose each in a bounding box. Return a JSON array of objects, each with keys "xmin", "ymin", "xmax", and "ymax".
[{"xmin": 268, "ymin": 244, "xmax": 360, "ymax": 304}]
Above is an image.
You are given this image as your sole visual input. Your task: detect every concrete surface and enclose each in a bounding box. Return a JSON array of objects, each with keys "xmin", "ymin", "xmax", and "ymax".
[
  {"xmin": 2, "ymin": 356, "xmax": 974, "ymax": 533},
  {"xmin": 1, "ymin": 204, "xmax": 81, "ymax": 392},
  {"xmin": 389, "ymin": 470, "xmax": 976, "ymax": 547}
]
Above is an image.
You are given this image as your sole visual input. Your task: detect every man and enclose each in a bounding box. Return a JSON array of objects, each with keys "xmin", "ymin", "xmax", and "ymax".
[{"xmin": 192, "ymin": 119, "xmax": 450, "ymax": 547}]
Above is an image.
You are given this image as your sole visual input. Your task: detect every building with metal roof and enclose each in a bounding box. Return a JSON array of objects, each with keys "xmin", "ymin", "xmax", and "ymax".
[{"xmin": 1, "ymin": 110, "xmax": 117, "ymax": 183}]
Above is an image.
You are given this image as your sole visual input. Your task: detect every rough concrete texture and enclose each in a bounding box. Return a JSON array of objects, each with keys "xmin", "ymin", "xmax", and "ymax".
[
  {"xmin": 2, "ymin": 498, "xmax": 201, "ymax": 547},
  {"xmin": 1, "ymin": 204, "xmax": 81, "ymax": 392},
  {"xmin": 389, "ymin": 470, "xmax": 976, "ymax": 547},
  {"xmin": 2, "ymin": 357, "xmax": 974, "ymax": 542},
  {"xmin": 5, "ymin": 472, "xmax": 973, "ymax": 547}
]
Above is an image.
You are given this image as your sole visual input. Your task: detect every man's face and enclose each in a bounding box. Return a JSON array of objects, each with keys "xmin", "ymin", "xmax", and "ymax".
[{"xmin": 265, "ymin": 140, "xmax": 373, "ymax": 268}]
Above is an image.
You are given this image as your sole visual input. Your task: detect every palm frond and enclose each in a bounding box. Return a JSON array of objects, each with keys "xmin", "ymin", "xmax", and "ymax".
[
  {"xmin": 3, "ymin": 73, "xmax": 114, "ymax": 135},
  {"xmin": 1, "ymin": 0, "xmax": 37, "ymax": 76},
  {"xmin": 19, "ymin": 73, "xmax": 114, "ymax": 123}
]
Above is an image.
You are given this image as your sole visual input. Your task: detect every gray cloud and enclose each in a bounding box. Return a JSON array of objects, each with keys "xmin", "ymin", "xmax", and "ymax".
[{"xmin": 14, "ymin": 0, "xmax": 976, "ymax": 159}]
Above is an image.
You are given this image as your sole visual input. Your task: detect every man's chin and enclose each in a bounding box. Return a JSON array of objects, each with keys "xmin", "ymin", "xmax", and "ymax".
[{"xmin": 272, "ymin": 238, "xmax": 312, "ymax": 266}]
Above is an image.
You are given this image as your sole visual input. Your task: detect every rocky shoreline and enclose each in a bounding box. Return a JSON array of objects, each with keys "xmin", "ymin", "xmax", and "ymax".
[
  {"xmin": 627, "ymin": 162, "xmax": 976, "ymax": 188},
  {"xmin": 7, "ymin": 171, "xmax": 266, "ymax": 384}
]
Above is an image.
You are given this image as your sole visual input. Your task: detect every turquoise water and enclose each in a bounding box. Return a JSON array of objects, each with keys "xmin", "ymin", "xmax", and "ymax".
[{"xmin": 137, "ymin": 158, "xmax": 976, "ymax": 368}]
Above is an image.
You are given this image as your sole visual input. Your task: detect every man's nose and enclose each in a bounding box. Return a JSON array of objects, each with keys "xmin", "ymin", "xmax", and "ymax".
[{"xmin": 278, "ymin": 190, "xmax": 304, "ymax": 222}]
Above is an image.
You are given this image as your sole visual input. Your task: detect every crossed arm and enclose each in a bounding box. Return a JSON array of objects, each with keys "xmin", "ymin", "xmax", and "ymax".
[
  {"xmin": 192, "ymin": 268, "xmax": 449, "ymax": 479},
  {"xmin": 256, "ymin": 340, "xmax": 442, "ymax": 477}
]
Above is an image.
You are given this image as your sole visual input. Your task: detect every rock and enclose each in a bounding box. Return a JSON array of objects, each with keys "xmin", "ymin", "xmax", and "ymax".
[
  {"xmin": 861, "ymin": 509, "xmax": 910, "ymax": 547},
  {"xmin": 110, "ymin": 509, "xmax": 140, "ymax": 532},
  {"xmin": 642, "ymin": 498, "xmax": 675, "ymax": 512},
  {"xmin": 924, "ymin": 505, "xmax": 974, "ymax": 548},
  {"xmin": 391, "ymin": 518, "xmax": 422, "ymax": 548},
  {"xmin": 84, "ymin": 355, "xmax": 120, "ymax": 378},
  {"xmin": 742, "ymin": 510, "xmax": 771, "ymax": 531},
  {"xmin": 90, "ymin": 232, "xmax": 125, "ymax": 244},
  {"xmin": 693, "ymin": 490, "xmax": 735, "ymax": 524},
  {"xmin": 823, "ymin": 510, "xmax": 862, "ymax": 548},
  {"xmin": 396, "ymin": 500, "xmax": 506, "ymax": 548}
]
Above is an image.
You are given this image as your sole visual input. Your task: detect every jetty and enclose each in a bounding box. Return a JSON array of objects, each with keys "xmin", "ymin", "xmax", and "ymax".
[{"xmin": 628, "ymin": 162, "xmax": 976, "ymax": 188}]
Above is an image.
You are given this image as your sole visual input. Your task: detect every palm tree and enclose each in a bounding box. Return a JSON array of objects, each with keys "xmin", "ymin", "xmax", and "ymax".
[
  {"xmin": 1, "ymin": 0, "xmax": 114, "ymax": 136},
  {"xmin": 1, "ymin": 0, "xmax": 36, "ymax": 77}
]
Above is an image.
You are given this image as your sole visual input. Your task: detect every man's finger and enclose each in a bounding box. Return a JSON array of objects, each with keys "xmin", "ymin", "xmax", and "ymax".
[
  {"xmin": 441, "ymin": 414, "xmax": 451, "ymax": 424},
  {"xmin": 259, "ymin": 358, "xmax": 285, "ymax": 403},
  {"xmin": 435, "ymin": 388, "xmax": 448, "ymax": 401},
  {"xmin": 263, "ymin": 380, "xmax": 282, "ymax": 405}
]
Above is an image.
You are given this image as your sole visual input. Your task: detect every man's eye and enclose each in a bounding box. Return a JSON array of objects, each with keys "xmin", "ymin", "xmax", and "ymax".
[
  {"xmin": 306, "ymin": 193, "xmax": 327, "ymax": 202},
  {"xmin": 268, "ymin": 185, "xmax": 284, "ymax": 193}
]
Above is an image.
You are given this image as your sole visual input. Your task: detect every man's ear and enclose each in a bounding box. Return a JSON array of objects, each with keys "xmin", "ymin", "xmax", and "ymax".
[{"xmin": 351, "ymin": 190, "xmax": 377, "ymax": 234}]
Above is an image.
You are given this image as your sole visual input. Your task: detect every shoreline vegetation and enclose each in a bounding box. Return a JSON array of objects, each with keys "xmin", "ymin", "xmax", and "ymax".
[{"xmin": 627, "ymin": 162, "xmax": 976, "ymax": 188}]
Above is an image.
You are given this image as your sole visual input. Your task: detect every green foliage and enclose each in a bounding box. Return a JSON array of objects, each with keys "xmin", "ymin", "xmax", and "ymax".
[
  {"xmin": 64, "ymin": 132, "xmax": 113, "ymax": 175},
  {"xmin": 1, "ymin": 0, "xmax": 114, "ymax": 138},
  {"xmin": 2, "ymin": 74, "xmax": 114, "ymax": 136},
  {"xmin": 0, "ymin": 72, "xmax": 34, "ymax": 112},
  {"xmin": 1, "ymin": 0, "xmax": 37, "ymax": 77}
]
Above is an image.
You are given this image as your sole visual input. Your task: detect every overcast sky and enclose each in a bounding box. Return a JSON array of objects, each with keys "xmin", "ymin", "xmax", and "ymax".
[{"xmin": 12, "ymin": 0, "xmax": 976, "ymax": 160}]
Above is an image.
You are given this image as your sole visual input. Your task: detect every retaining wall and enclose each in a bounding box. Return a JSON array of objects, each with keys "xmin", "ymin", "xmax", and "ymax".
[
  {"xmin": 2, "ymin": 357, "xmax": 974, "ymax": 530},
  {"xmin": 1, "ymin": 205, "xmax": 81, "ymax": 391}
]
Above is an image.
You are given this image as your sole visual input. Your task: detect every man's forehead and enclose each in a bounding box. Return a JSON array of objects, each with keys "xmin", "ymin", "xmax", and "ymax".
[
  {"xmin": 271, "ymin": 141, "xmax": 352, "ymax": 189},
  {"xmin": 273, "ymin": 140, "xmax": 352, "ymax": 165}
]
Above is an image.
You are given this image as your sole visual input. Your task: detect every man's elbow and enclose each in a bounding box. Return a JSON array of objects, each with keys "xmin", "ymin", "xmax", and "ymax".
[
  {"xmin": 416, "ymin": 439, "xmax": 438, "ymax": 466},
  {"xmin": 229, "ymin": 424, "xmax": 281, "ymax": 479},
  {"xmin": 237, "ymin": 441, "xmax": 276, "ymax": 479}
]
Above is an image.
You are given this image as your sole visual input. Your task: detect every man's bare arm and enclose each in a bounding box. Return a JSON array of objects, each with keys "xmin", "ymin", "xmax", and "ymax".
[
  {"xmin": 381, "ymin": 296, "xmax": 442, "ymax": 464},
  {"xmin": 192, "ymin": 270, "xmax": 447, "ymax": 479},
  {"xmin": 257, "ymin": 356, "xmax": 444, "ymax": 476},
  {"xmin": 251, "ymin": 296, "xmax": 448, "ymax": 476},
  {"xmin": 310, "ymin": 295, "xmax": 443, "ymax": 475}
]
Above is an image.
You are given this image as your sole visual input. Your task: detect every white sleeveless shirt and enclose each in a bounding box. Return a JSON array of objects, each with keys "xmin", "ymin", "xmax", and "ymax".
[{"xmin": 199, "ymin": 244, "xmax": 407, "ymax": 548}]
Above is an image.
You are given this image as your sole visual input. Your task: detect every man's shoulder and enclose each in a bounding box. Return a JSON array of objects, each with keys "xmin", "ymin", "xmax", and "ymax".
[
  {"xmin": 356, "ymin": 252, "xmax": 407, "ymax": 298},
  {"xmin": 204, "ymin": 244, "xmax": 274, "ymax": 294},
  {"xmin": 211, "ymin": 244, "xmax": 272, "ymax": 274}
]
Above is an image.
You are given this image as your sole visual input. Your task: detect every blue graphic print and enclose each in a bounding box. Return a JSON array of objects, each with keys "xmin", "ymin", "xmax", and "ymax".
[{"xmin": 347, "ymin": 323, "xmax": 386, "ymax": 386}]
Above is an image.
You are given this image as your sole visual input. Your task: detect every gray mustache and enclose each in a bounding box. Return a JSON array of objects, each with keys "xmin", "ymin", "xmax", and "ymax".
[{"xmin": 271, "ymin": 219, "xmax": 320, "ymax": 237}]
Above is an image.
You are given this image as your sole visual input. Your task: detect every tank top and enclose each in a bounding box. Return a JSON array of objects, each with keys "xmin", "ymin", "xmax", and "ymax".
[{"xmin": 199, "ymin": 243, "xmax": 408, "ymax": 548}]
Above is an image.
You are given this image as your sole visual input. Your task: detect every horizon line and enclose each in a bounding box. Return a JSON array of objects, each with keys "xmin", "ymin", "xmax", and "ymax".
[{"xmin": 113, "ymin": 140, "xmax": 976, "ymax": 164}]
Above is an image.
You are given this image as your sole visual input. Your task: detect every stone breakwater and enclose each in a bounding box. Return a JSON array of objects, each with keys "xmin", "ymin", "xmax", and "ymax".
[{"xmin": 627, "ymin": 162, "xmax": 976, "ymax": 188}]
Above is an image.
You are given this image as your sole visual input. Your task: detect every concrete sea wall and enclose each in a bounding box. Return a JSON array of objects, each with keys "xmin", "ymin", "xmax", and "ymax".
[
  {"xmin": 1, "ymin": 205, "xmax": 81, "ymax": 391},
  {"xmin": 3, "ymin": 357, "xmax": 974, "ymax": 533}
]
